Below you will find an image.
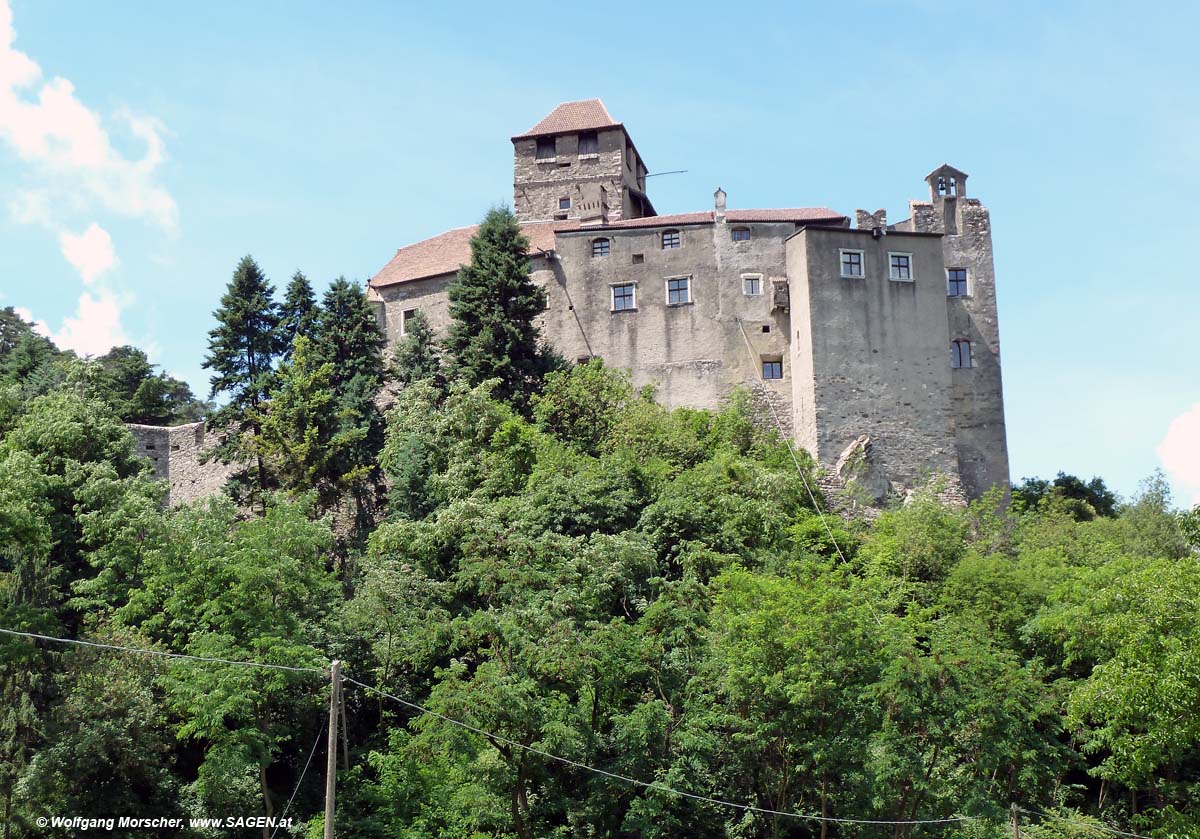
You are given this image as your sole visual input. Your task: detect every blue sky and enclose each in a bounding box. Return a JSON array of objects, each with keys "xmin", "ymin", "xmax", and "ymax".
[{"xmin": 0, "ymin": 0, "xmax": 1197, "ymax": 506}]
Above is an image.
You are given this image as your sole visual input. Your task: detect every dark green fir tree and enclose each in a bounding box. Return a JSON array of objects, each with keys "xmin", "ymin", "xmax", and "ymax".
[
  {"xmin": 277, "ymin": 271, "xmax": 318, "ymax": 357},
  {"xmin": 391, "ymin": 308, "xmax": 441, "ymax": 386},
  {"xmin": 202, "ymin": 254, "xmax": 282, "ymax": 510},
  {"xmin": 445, "ymin": 206, "xmax": 554, "ymax": 410}
]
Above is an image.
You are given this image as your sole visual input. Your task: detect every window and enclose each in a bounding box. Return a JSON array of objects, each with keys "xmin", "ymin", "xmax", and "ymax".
[
  {"xmin": 662, "ymin": 229, "xmax": 681, "ymax": 250},
  {"xmin": 578, "ymin": 131, "xmax": 599, "ymax": 156},
  {"xmin": 731, "ymin": 227, "xmax": 751, "ymax": 242},
  {"xmin": 631, "ymin": 253, "xmax": 644, "ymax": 264},
  {"xmin": 840, "ymin": 249, "xmax": 864, "ymax": 278},
  {"xmin": 612, "ymin": 283, "xmax": 636, "ymax": 311},
  {"xmin": 947, "ymin": 268, "xmax": 968, "ymax": 297},
  {"xmin": 951, "ymin": 340, "xmax": 972, "ymax": 369},
  {"xmin": 762, "ymin": 358, "xmax": 783, "ymax": 380},
  {"xmin": 592, "ymin": 238, "xmax": 611, "ymax": 258},
  {"xmin": 536, "ymin": 137, "xmax": 556, "ymax": 160},
  {"xmin": 559, "ymin": 197, "xmax": 571, "ymax": 210},
  {"xmin": 937, "ymin": 175, "xmax": 957, "ymax": 196},
  {"xmin": 742, "ymin": 274, "xmax": 762, "ymax": 296},
  {"xmin": 889, "ymin": 253, "xmax": 912, "ymax": 281},
  {"xmin": 666, "ymin": 276, "xmax": 691, "ymax": 305},
  {"xmin": 400, "ymin": 308, "xmax": 418, "ymax": 335}
]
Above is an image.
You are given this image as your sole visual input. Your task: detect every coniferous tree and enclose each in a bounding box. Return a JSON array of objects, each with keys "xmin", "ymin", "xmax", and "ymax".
[
  {"xmin": 202, "ymin": 255, "xmax": 282, "ymax": 510},
  {"xmin": 277, "ymin": 271, "xmax": 318, "ymax": 358},
  {"xmin": 391, "ymin": 308, "xmax": 441, "ymax": 386},
  {"xmin": 445, "ymin": 207, "xmax": 554, "ymax": 410}
]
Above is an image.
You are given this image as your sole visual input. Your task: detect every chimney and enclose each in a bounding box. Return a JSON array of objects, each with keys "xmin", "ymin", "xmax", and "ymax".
[{"xmin": 714, "ymin": 187, "xmax": 727, "ymax": 223}]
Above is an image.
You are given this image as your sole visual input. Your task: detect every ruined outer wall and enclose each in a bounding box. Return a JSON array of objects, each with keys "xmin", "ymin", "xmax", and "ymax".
[
  {"xmin": 513, "ymin": 127, "xmax": 627, "ymax": 223},
  {"xmin": 910, "ymin": 195, "xmax": 1010, "ymax": 497},
  {"xmin": 786, "ymin": 227, "xmax": 962, "ymax": 493},
  {"xmin": 128, "ymin": 422, "xmax": 235, "ymax": 506}
]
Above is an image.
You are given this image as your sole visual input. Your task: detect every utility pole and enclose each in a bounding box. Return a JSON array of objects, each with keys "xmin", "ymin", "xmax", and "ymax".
[{"xmin": 324, "ymin": 660, "xmax": 341, "ymax": 839}]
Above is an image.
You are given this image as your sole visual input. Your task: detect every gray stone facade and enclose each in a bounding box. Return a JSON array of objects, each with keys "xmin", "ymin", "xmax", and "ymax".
[
  {"xmin": 368, "ymin": 103, "xmax": 1011, "ymax": 504},
  {"xmin": 128, "ymin": 421, "xmax": 234, "ymax": 506}
]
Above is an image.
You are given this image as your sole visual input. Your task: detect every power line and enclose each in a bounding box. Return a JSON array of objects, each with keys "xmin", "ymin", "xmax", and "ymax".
[
  {"xmin": 734, "ymin": 318, "xmax": 848, "ymax": 564},
  {"xmin": 269, "ymin": 711, "xmax": 329, "ymax": 839},
  {"xmin": 1019, "ymin": 807, "xmax": 1150, "ymax": 839},
  {"xmin": 0, "ymin": 627, "xmax": 325, "ymax": 675},
  {"xmin": 343, "ymin": 674, "xmax": 982, "ymax": 828}
]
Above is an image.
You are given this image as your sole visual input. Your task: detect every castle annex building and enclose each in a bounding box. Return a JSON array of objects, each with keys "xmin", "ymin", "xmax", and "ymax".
[{"xmin": 368, "ymin": 99, "xmax": 1010, "ymax": 501}]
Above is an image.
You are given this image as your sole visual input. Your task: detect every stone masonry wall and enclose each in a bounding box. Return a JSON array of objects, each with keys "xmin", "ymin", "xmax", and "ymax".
[
  {"xmin": 128, "ymin": 422, "xmax": 235, "ymax": 506},
  {"xmin": 513, "ymin": 128, "xmax": 628, "ymax": 223}
]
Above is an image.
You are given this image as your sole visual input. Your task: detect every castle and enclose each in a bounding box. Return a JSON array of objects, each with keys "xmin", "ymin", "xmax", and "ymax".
[
  {"xmin": 367, "ymin": 99, "xmax": 1009, "ymax": 502},
  {"xmin": 133, "ymin": 98, "xmax": 1009, "ymax": 506}
]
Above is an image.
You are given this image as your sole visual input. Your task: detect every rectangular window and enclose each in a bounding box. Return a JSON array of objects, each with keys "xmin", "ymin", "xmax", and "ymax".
[
  {"xmin": 762, "ymin": 359, "xmax": 783, "ymax": 380},
  {"xmin": 667, "ymin": 276, "xmax": 691, "ymax": 305},
  {"xmin": 400, "ymin": 308, "xmax": 418, "ymax": 335},
  {"xmin": 536, "ymin": 137, "xmax": 556, "ymax": 160},
  {"xmin": 742, "ymin": 274, "xmax": 762, "ymax": 296},
  {"xmin": 840, "ymin": 249, "xmax": 864, "ymax": 278},
  {"xmin": 951, "ymin": 340, "xmax": 972, "ymax": 369},
  {"xmin": 732, "ymin": 227, "xmax": 751, "ymax": 242},
  {"xmin": 578, "ymin": 131, "xmax": 599, "ymax": 156},
  {"xmin": 559, "ymin": 197, "xmax": 571, "ymax": 210},
  {"xmin": 662, "ymin": 230, "xmax": 681, "ymax": 249},
  {"xmin": 948, "ymin": 268, "xmax": 969, "ymax": 297},
  {"xmin": 631, "ymin": 253, "xmax": 644, "ymax": 264},
  {"xmin": 592, "ymin": 238, "xmax": 610, "ymax": 258},
  {"xmin": 889, "ymin": 253, "xmax": 912, "ymax": 281},
  {"xmin": 611, "ymin": 283, "xmax": 636, "ymax": 311}
]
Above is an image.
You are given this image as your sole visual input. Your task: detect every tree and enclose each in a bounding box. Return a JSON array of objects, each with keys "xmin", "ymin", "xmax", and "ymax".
[
  {"xmin": 1012, "ymin": 472, "xmax": 1117, "ymax": 520},
  {"xmin": 91, "ymin": 345, "xmax": 208, "ymax": 425},
  {"xmin": 391, "ymin": 308, "xmax": 441, "ymax": 386},
  {"xmin": 445, "ymin": 207, "xmax": 554, "ymax": 410},
  {"xmin": 202, "ymin": 255, "xmax": 282, "ymax": 511},
  {"xmin": 277, "ymin": 271, "xmax": 318, "ymax": 358}
]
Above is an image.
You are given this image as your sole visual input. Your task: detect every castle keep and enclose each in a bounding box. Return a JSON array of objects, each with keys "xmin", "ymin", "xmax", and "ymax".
[{"xmin": 370, "ymin": 98, "xmax": 1010, "ymax": 501}]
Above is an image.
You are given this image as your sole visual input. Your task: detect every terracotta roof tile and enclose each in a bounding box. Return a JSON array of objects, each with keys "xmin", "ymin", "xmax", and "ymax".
[
  {"xmin": 370, "ymin": 221, "xmax": 578, "ymax": 288},
  {"xmin": 513, "ymin": 99, "xmax": 619, "ymax": 139}
]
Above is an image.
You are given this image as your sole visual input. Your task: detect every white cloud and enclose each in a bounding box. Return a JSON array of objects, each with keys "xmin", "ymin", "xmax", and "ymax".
[
  {"xmin": 58, "ymin": 222, "xmax": 116, "ymax": 284},
  {"xmin": 1158, "ymin": 404, "xmax": 1200, "ymax": 507},
  {"xmin": 41, "ymin": 291, "xmax": 129, "ymax": 357},
  {"xmin": 12, "ymin": 305, "xmax": 32, "ymax": 322},
  {"xmin": 0, "ymin": 0, "xmax": 176, "ymax": 231}
]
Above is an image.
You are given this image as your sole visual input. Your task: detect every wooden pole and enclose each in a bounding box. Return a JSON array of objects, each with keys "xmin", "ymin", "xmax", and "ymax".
[
  {"xmin": 324, "ymin": 660, "xmax": 341, "ymax": 839},
  {"xmin": 1011, "ymin": 803, "xmax": 1020, "ymax": 839}
]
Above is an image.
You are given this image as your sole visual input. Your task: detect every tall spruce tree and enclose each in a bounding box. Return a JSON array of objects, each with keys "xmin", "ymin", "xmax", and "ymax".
[
  {"xmin": 445, "ymin": 207, "xmax": 553, "ymax": 409},
  {"xmin": 391, "ymin": 308, "xmax": 441, "ymax": 386},
  {"xmin": 277, "ymin": 271, "xmax": 318, "ymax": 358},
  {"xmin": 202, "ymin": 255, "xmax": 282, "ymax": 510}
]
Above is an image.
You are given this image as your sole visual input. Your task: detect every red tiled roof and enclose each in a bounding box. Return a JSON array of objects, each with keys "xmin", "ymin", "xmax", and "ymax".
[
  {"xmin": 370, "ymin": 221, "xmax": 578, "ymax": 288},
  {"xmin": 513, "ymin": 99, "xmax": 619, "ymax": 139},
  {"xmin": 369, "ymin": 209, "xmax": 847, "ymax": 288}
]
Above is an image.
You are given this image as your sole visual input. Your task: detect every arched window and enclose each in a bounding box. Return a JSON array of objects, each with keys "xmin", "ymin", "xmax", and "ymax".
[
  {"xmin": 951, "ymin": 340, "xmax": 972, "ymax": 369},
  {"xmin": 591, "ymin": 237, "xmax": 610, "ymax": 258},
  {"xmin": 731, "ymin": 227, "xmax": 751, "ymax": 242},
  {"xmin": 661, "ymin": 229, "xmax": 681, "ymax": 250}
]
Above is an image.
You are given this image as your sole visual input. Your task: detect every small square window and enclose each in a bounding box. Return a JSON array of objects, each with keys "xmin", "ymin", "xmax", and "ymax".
[
  {"xmin": 889, "ymin": 253, "xmax": 912, "ymax": 281},
  {"xmin": 840, "ymin": 249, "xmax": 864, "ymax": 278},
  {"xmin": 762, "ymin": 359, "xmax": 783, "ymax": 380},
  {"xmin": 559, "ymin": 197, "xmax": 571, "ymax": 210},
  {"xmin": 743, "ymin": 275, "xmax": 762, "ymax": 296},
  {"xmin": 536, "ymin": 138, "xmax": 556, "ymax": 160},
  {"xmin": 400, "ymin": 308, "xmax": 418, "ymax": 335},
  {"xmin": 731, "ymin": 227, "xmax": 751, "ymax": 242},
  {"xmin": 612, "ymin": 283, "xmax": 636, "ymax": 311},
  {"xmin": 631, "ymin": 254, "xmax": 644, "ymax": 264},
  {"xmin": 761, "ymin": 325, "xmax": 770, "ymax": 334},
  {"xmin": 662, "ymin": 230, "xmax": 681, "ymax": 250},
  {"xmin": 578, "ymin": 131, "xmax": 599, "ymax": 156},
  {"xmin": 592, "ymin": 238, "xmax": 610, "ymax": 258},
  {"xmin": 667, "ymin": 276, "xmax": 691, "ymax": 305},
  {"xmin": 948, "ymin": 268, "xmax": 969, "ymax": 297}
]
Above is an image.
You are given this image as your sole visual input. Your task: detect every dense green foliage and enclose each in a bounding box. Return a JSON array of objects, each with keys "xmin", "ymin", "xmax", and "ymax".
[{"xmin": 2, "ymin": 227, "xmax": 1198, "ymax": 838}]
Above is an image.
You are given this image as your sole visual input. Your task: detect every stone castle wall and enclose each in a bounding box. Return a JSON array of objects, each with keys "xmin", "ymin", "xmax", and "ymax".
[{"xmin": 127, "ymin": 422, "xmax": 235, "ymax": 506}]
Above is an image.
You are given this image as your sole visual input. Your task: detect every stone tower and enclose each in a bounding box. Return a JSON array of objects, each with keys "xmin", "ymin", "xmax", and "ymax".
[
  {"xmin": 511, "ymin": 99, "xmax": 655, "ymax": 225},
  {"xmin": 906, "ymin": 164, "xmax": 1010, "ymax": 499}
]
